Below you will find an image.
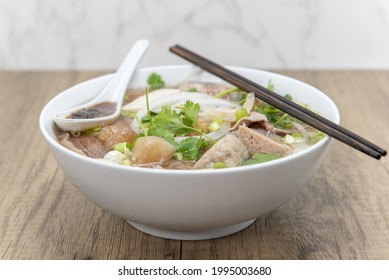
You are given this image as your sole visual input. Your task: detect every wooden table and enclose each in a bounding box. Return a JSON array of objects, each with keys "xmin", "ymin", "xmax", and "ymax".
[{"xmin": 0, "ymin": 70, "xmax": 388, "ymax": 260}]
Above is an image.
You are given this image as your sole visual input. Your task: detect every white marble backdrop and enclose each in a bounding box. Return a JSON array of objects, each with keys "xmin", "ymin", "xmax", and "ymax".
[{"xmin": 0, "ymin": 0, "xmax": 388, "ymax": 69}]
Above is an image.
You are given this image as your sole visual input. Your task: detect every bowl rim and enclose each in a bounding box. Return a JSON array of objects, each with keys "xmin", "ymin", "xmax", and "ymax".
[{"xmin": 39, "ymin": 65, "xmax": 340, "ymax": 175}]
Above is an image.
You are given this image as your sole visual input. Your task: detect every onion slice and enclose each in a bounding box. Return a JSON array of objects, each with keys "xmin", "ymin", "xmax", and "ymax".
[
  {"xmin": 293, "ymin": 122, "xmax": 309, "ymax": 143},
  {"xmin": 122, "ymin": 88, "xmax": 180, "ymax": 113},
  {"xmin": 242, "ymin": 92, "xmax": 255, "ymax": 113}
]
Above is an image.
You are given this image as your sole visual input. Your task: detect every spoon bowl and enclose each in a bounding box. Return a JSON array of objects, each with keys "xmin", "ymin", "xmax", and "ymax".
[{"xmin": 53, "ymin": 39, "xmax": 149, "ymax": 131}]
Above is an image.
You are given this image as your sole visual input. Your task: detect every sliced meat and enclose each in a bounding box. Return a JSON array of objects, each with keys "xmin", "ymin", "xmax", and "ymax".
[
  {"xmin": 230, "ymin": 111, "xmax": 290, "ymax": 136},
  {"xmin": 230, "ymin": 111, "xmax": 268, "ymax": 131},
  {"xmin": 58, "ymin": 133, "xmax": 86, "ymax": 156},
  {"xmin": 238, "ymin": 126, "xmax": 292, "ymax": 156},
  {"xmin": 261, "ymin": 122, "xmax": 291, "ymax": 136},
  {"xmin": 194, "ymin": 134, "xmax": 248, "ymax": 169},
  {"xmin": 58, "ymin": 133, "xmax": 108, "ymax": 159}
]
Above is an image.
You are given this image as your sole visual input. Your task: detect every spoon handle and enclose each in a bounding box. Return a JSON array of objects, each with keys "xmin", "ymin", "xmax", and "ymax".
[{"xmin": 103, "ymin": 39, "xmax": 150, "ymax": 105}]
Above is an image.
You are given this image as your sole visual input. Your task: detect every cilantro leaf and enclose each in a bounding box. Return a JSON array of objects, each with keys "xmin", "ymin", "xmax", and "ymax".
[
  {"xmin": 181, "ymin": 100, "xmax": 200, "ymax": 129},
  {"xmin": 147, "ymin": 126, "xmax": 176, "ymax": 146},
  {"xmin": 142, "ymin": 100, "xmax": 215, "ymax": 161},
  {"xmin": 151, "ymin": 106, "xmax": 193, "ymax": 136},
  {"xmin": 141, "ymin": 111, "xmax": 158, "ymax": 123},
  {"xmin": 176, "ymin": 137, "xmax": 207, "ymax": 160},
  {"xmin": 284, "ymin": 93, "xmax": 293, "ymax": 101},
  {"xmin": 187, "ymin": 87, "xmax": 197, "ymax": 92},
  {"xmin": 267, "ymin": 79, "xmax": 275, "ymax": 91},
  {"xmin": 256, "ymin": 79, "xmax": 297, "ymax": 129},
  {"xmin": 147, "ymin": 73, "xmax": 165, "ymax": 91},
  {"xmin": 257, "ymin": 99, "xmax": 297, "ymax": 129},
  {"xmin": 241, "ymin": 154, "xmax": 282, "ymax": 166}
]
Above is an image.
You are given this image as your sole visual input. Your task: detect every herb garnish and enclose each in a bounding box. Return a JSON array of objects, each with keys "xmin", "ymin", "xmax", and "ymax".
[
  {"xmin": 147, "ymin": 73, "xmax": 165, "ymax": 91},
  {"xmin": 139, "ymin": 98, "xmax": 213, "ymax": 160},
  {"xmin": 175, "ymin": 137, "xmax": 208, "ymax": 161},
  {"xmin": 150, "ymin": 102, "xmax": 199, "ymax": 136},
  {"xmin": 241, "ymin": 153, "xmax": 281, "ymax": 166},
  {"xmin": 256, "ymin": 79, "xmax": 297, "ymax": 129}
]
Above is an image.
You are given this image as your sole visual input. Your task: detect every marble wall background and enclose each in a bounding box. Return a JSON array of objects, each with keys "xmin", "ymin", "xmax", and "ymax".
[{"xmin": 1, "ymin": 0, "xmax": 388, "ymax": 70}]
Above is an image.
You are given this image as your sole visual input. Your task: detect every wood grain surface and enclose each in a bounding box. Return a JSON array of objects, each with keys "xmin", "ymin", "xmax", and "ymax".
[{"xmin": 0, "ymin": 70, "xmax": 388, "ymax": 260}]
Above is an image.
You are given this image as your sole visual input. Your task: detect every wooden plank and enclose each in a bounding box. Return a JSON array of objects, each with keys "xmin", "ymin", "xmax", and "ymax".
[
  {"xmin": 0, "ymin": 71, "xmax": 181, "ymax": 259},
  {"xmin": 181, "ymin": 71, "xmax": 389, "ymax": 259},
  {"xmin": 0, "ymin": 71, "xmax": 387, "ymax": 260}
]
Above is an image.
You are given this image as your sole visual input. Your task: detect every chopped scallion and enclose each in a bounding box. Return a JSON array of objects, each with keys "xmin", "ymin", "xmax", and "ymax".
[
  {"xmin": 208, "ymin": 121, "xmax": 221, "ymax": 132},
  {"xmin": 212, "ymin": 162, "xmax": 227, "ymax": 169},
  {"xmin": 214, "ymin": 87, "xmax": 244, "ymax": 98},
  {"xmin": 114, "ymin": 142, "xmax": 131, "ymax": 153}
]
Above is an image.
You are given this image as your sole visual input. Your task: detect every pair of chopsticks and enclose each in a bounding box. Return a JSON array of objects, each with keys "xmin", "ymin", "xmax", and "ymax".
[{"xmin": 170, "ymin": 45, "xmax": 387, "ymax": 160}]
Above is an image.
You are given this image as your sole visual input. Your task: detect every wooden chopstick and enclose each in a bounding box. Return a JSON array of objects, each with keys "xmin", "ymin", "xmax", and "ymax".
[{"xmin": 170, "ymin": 44, "xmax": 387, "ymax": 160}]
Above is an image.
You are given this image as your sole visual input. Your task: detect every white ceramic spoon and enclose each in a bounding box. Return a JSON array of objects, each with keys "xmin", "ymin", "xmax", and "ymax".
[{"xmin": 53, "ymin": 39, "xmax": 149, "ymax": 131}]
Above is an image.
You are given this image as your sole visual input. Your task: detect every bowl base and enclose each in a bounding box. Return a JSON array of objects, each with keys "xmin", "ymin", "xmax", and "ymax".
[{"xmin": 127, "ymin": 219, "xmax": 256, "ymax": 240}]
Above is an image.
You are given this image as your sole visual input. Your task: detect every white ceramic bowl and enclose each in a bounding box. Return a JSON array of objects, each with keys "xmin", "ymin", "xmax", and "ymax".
[{"xmin": 39, "ymin": 65, "xmax": 340, "ymax": 240}]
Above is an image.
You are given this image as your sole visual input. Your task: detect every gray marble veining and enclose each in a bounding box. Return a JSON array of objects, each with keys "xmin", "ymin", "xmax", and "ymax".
[{"xmin": 0, "ymin": 0, "xmax": 388, "ymax": 69}]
